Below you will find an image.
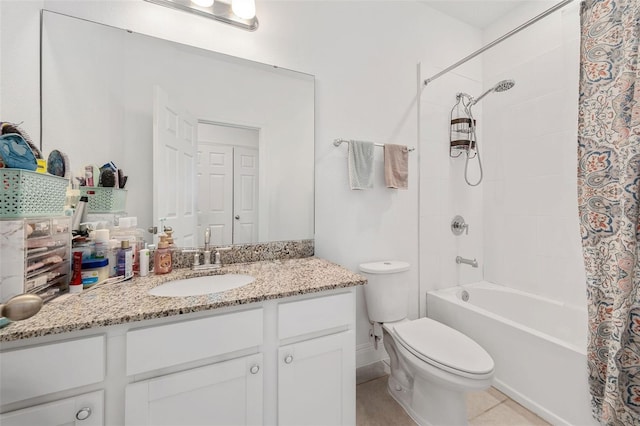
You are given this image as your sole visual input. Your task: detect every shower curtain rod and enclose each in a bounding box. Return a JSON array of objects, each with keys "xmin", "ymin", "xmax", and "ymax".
[{"xmin": 423, "ymin": 0, "xmax": 575, "ymax": 86}]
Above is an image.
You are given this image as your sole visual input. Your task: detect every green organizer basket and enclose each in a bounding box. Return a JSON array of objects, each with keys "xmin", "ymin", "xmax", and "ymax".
[
  {"xmin": 80, "ymin": 187, "xmax": 127, "ymax": 213},
  {"xmin": 0, "ymin": 169, "xmax": 68, "ymax": 218}
]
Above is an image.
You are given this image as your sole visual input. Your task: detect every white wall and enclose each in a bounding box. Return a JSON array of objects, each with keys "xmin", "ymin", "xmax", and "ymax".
[
  {"xmin": 1, "ymin": 0, "xmax": 481, "ymax": 367},
  {"xmin": 481, "ymin": 1, "xmax": 586, "ymax": 308}
]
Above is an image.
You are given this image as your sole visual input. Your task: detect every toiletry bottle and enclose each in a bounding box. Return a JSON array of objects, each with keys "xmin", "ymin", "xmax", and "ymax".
[
  {"xmin": 72, "ymin": 196, "xmax": 88, "ymax": 232},
  {"xmin": 116, "ymin": 240, "xmax": 133, "ymax": 280},
  {"xmin": 154, "ymin": 236, "xmax": 172, "ymax": 275},
  {"xmin": 94, "ymin": 229, "xmax": 109, "ymax": 259},
  {"xmin": 114, "ymin": 217, "xmax": 145, "ymax": 274},
  {"xmin": 107, "ymin": 239, "xmax": 120, "ymax": 277},
  {"xmin": 69, "ymin": 251, "xmax": 83, "ymax": 293},
  {"xmin": 139, "ymin": 245, "xmax": 150, "ymax": 277}
]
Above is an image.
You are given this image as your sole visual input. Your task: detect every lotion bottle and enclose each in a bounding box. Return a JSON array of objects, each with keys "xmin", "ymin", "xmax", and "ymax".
[{"xmin": 139, "ymin": 245, "xmax": 150, "ymax": 277}]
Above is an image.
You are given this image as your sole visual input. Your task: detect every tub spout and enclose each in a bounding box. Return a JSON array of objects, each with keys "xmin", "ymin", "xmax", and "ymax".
[{"xmin": 456, "ymin": 256, "xmax": 478, "ymax": 268}]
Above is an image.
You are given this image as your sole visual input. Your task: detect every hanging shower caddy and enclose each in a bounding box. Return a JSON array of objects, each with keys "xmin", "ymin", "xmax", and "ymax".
[{"xmin": 449, "ymin": 94, "xmax": 476, "ymax": 158}]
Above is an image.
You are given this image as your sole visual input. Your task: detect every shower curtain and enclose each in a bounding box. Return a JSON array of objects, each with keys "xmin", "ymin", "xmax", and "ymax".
[{"xmin": 578, "ymin": 0, "xmax": 640, "ymax": 424}]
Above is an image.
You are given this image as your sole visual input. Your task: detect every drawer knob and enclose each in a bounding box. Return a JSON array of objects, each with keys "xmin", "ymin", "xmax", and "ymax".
[
  {"xmin": 76, "ymin": 407, "xmax": 92, "ymax": 421},
  {"xmin": 250, "ymin": 364, "xmax": 260, "ymax": 374},
  {"xmin": 284, "ymin": 355, "xmax": 293, "ymax": 364}
]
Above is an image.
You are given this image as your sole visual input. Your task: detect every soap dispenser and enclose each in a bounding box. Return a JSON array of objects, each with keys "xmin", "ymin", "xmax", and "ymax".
[
  {"xmin": 154, "ymin": 235, "xmax": 172, "ymax": 275},
  {"xmin": 164, "ymin": 227, "xmax": 175, "ymax": 247}
]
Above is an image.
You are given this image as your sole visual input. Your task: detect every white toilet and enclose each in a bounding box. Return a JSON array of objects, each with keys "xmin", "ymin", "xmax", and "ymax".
[{"xmin": 359, "ymin": 260, "xmax": 495, "ymax": 426}]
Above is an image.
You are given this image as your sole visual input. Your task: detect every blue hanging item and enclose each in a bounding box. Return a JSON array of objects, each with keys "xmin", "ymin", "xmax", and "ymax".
[{"xmin": 0, "ymin": 133, "xmax": 37, "ymax": 171}]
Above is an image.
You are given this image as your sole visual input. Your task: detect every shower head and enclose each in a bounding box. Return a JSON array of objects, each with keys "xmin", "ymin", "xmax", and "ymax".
[
  {"xmin": 494, "ymin": 79, "xmax": 515, "ymax": 92},
  {"xmin": 470, "ymin": 79, "xmax": 515, "ymax": 105}
]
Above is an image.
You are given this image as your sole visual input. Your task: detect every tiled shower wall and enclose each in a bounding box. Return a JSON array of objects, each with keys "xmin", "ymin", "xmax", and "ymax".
[
  {"xmin": 418, "ymin": 65, "xmax": 485, "ymax": 318},
  {"xmin": 481, "ymin": 1, "xmax": 586, "ymax": 307}
]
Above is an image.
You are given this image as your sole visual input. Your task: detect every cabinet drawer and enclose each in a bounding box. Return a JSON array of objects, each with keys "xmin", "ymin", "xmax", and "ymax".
[
  {"xmin": 126, "ymin": 308, "xmax": 263, "ymax": 375},
  {"xmin": 0, "ymin": 336, "xmax": 105, "ymax": 405},
  {"xmin": 0, "ymin": 390, "xmax": 103, "ymax": 426},
  {"xmin": 278, "ymin": 292, "xmax": 354, "ymax": 340}
]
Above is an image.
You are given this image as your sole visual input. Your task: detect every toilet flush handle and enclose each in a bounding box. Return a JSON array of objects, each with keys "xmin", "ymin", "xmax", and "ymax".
[{"xmin": 370, "ymin": 322, "xmax": 383, "ymax": 350}]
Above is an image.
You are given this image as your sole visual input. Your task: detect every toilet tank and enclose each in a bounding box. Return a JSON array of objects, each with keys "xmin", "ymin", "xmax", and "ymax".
[{"xmin": 359, "ymin": 261, "xmax": 410, "ymax": 323}]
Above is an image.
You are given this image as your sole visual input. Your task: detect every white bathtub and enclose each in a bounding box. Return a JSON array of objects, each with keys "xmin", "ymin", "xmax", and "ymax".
[{"xmin": 427, "ymin": 282, "xmax": 597, "ymax": 426}]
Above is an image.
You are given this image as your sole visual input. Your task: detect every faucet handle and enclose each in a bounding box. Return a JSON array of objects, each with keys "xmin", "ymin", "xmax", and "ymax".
[
  {"xmin": 214, "ymin": 246, "xmax": 232, "ymax": 265},
  {"xmin": 451, "ymin": 215, "xmax": 469, "ymax": 236},
  {"xmin": 181, "ymin": 249, "xmax": 201, "ymax": 266}
]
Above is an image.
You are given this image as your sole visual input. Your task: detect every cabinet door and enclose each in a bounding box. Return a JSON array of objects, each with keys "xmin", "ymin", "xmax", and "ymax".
[
  {"xmin": 0, "ymin": 390, "xmax": 103, "ymax": 426},
  {"xmin": 278, "ymin": 331, "xmax": 355, "ymax": 426},
  {"xmin": 125, "ymin": 353, "xmax": 263, "ymax": 426}
]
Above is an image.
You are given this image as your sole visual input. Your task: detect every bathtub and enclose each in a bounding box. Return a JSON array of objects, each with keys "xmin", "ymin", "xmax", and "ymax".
[{"xmin": 427, "ymin": 282, "xmax": 597, "ymax": 426}]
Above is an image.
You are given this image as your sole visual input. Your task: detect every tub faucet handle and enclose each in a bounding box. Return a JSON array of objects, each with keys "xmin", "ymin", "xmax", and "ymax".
[{"xmin": 451, "ymin": 215, "xmax": 469, "ymax": 236}]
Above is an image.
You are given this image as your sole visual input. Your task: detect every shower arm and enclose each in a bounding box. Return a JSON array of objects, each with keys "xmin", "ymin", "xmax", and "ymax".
[
  {"xmin": 423, "ymin": 0, "xmax": 574, "ymax": 87},
  {"xmin": 470, "ymin": 89, "xmax": 492, "ymax": 106}
]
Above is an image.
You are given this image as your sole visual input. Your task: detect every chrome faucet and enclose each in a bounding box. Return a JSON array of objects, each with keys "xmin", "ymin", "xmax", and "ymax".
[
  {"xmin": 187, "ymin": 227, "xmax": 233, "ymax": 270},
  {"xmin": 456, "ymin": 256, "xmax": 478, "ymax": 268}
]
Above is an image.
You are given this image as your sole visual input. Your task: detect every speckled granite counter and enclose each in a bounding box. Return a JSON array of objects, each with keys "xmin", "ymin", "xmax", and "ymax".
[{"xmin": 0, "ymin": 257, "xmax": 366, "ymax": 342}]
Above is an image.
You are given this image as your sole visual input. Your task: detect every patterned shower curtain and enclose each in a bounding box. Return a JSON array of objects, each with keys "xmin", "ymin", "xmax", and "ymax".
[{"xmin": 578, "ymin": 0, "xmax": 640, "ymax": 424}]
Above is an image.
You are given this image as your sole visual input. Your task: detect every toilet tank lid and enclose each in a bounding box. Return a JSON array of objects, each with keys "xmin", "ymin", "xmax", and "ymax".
[{"xmin": 359, "ymin": 261, "xmax": 410, "ymax": 274}]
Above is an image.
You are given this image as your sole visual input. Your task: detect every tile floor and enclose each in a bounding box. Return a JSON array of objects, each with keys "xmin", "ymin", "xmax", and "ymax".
[{"xmin": 356, "ymin": 364, "xmax": 549, "ymax": 426}]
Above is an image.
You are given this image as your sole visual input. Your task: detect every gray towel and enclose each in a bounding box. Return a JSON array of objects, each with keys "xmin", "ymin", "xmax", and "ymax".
[
  {"xmin": 348, "ymin": 140, "xmax": 375, "ymax": 190},
  {"xmin": 384, "ymin": 144, "xmax": 408, "ymax": 189}
]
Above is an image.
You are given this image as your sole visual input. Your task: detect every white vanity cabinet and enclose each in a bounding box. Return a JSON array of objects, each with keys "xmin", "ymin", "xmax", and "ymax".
[
  {"xmin": 278, "ymin": 332, "xmax": 354, "ymax": 425},
  {"xmin": 0, "ymin": 287, "xmax": 357, "ymax": 426},
  {"xmin": 0, "ymin": 336, "xmax": 105, "ymax": 426},
  {"xmin": 277, "ymin": 292, "xmax": 356, "ymax": 426},
  {"xmin": 125, "ymin": 354, "xmax": 263, "ymax": 426},
  {"xmin": 123, "ymin": 308, "xmax": 264, "ymax": 426}
]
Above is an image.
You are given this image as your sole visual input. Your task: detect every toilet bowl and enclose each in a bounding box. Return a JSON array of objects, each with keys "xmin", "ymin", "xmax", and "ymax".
[{"xmin": 359, "ymin": 261, "xmax": 495, "ymax": 426}]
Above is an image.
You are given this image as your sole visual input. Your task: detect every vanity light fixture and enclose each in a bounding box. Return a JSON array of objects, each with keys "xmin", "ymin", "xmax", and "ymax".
[
  {"xmin": 191, "ymin": 0, "xmax": 214, "ymax": 7},
  {"xmin": 231, "ymin": 0, "xmax": 256, "ymax": 20},
  {"xmin": 143, "ymin": 0, "xmax": 258, "ymax": 31}
]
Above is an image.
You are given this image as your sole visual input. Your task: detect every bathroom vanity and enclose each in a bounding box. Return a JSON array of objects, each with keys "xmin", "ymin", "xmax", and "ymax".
[{"xmin": 0, "ymin": 257, "xmax": 365, "ymax": 425}]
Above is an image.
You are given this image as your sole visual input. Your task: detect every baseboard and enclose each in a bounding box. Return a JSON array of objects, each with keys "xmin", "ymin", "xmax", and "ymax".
[
  {"xmin": 493, "ymin": 379, "xmax": 586, "ymax": 426},
  {"xmin": 356, "ymin": 342, "xmax": 387, "ymax": 368}
]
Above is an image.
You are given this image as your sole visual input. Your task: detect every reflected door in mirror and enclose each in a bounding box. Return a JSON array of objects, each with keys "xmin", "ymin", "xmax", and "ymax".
[
  {"xmin": 197, "ymin": 124, "xmax": 259, "ymax": 246},
  {"xmin": 153, "ymin": 86, "xmax": 197, "ymax": 247}
]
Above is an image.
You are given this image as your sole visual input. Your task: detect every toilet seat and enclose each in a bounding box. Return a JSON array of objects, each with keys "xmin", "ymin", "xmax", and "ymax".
[{"xmin": 390, "ymin": 318, "xmax": 494, "ymax": 379}]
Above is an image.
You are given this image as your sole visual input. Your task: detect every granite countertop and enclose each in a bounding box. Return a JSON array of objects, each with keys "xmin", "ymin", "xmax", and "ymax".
[{"xmin": 0, "ymin": 257, "xmax": 366, "ymax": 342}]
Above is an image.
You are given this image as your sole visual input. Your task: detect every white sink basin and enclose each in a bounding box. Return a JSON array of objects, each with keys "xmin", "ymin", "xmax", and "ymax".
[{"xmin": 148, "ymin": 274, "xmax": 255, "ymax": 297}]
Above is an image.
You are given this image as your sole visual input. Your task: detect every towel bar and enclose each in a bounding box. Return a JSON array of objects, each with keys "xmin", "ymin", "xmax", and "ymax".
[{"xmin": 333, "ymin": 138, "xmax": 415, "ymax": 152}]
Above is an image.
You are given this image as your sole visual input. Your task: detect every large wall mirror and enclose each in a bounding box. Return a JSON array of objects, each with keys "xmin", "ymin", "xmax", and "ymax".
[{"xmin": 41, "ymin": 10, "xmax": 315, "ymax": 247}]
